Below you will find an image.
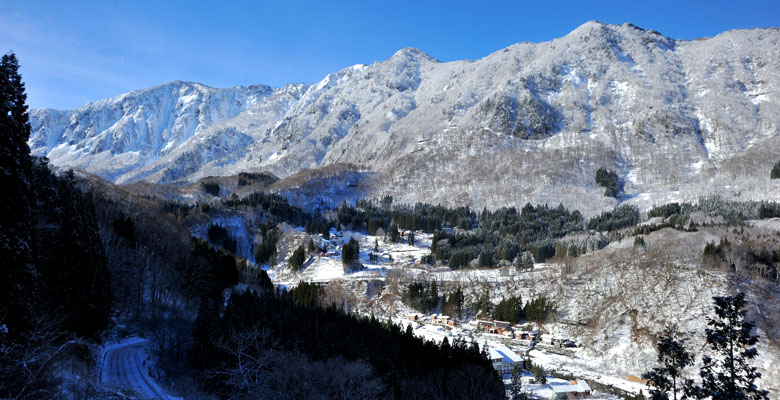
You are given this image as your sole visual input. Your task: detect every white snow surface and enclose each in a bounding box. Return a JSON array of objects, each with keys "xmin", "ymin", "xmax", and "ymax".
[{"xmin": 29, "ymin": 22, "xmax": 780, "ymax": 215}]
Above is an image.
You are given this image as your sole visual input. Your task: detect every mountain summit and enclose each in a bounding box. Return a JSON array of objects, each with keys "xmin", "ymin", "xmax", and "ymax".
[{"xmin": 29, "ymin": 22, "xmax": 780, "ymax": 214}]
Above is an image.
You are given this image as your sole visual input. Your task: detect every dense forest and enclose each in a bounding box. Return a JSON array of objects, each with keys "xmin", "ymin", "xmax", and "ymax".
[
  {"xmin": 1, "ymin": 53, "xmax": 114, "ymax": 398},
  {"xmin": 192, "ymin": 277, "xmax": 504, "ymax": 399}
]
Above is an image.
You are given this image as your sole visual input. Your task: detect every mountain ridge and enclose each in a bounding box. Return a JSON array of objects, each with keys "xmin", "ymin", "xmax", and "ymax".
[{"xmin": 29, "ymin": 21, "xmax": 780, "ymax": 215}]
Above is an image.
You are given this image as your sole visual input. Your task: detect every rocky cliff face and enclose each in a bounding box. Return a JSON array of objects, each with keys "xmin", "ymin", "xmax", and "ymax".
[{"xmin": 30, "ymin": 22, "xmax": 780, "ymax": 214}]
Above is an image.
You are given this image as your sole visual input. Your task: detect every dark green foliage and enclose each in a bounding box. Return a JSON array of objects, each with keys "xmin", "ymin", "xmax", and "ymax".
[
  {"xmin": 516, "ymin": 252, "xmax": 534, "ymax": 271},
  {"xmin": 757, "ymin": 201, "xmax": 780, "ymax": 219},
  {"xmin": 633, "ymin": 214, "xmax": 697, "ymax": 236},
  {"xmin": 588, "ymin": 205, "xmax": 640, "ymax": 232},
  {"xmin": 112, "ymin": 216, "xmax": 137, "ymax": 245},
  {"xmin": 191, "ymin": 238, "xmax": 239, "ymax": 298},
  {"xmin": 420, "ymin": 253, "xmax": 435, "ymax": 265},
  {"xmin": 0, "ymin": 52, "xmax": 37, "ymax": 339},
  {"xmin": 493, "ymin": 295, "xmax": 524, "ymax": 324},
  {"xmin": 342, "ymin": 237, "xmax": 359, "ymax": 265},
  {"xmin": 159, "ymin": 199, "xmax": 193, "ymax": 218},
  {"xmin": 702, "ymin": 237, "xmax": 730, "ymax": 267},
  {"xmin": 289, "ymin": 245, "xmax": 306, "ymax": 272},
  {"xmin": 596, "ymin": 167, "xmax": 621, "ymax": 198},
  {"xmin": 524, "ymin": 296, "xmax": 553, "ymax": 324},
  {"xmin": 191, "ymin": 289, "xmax": 504, "ymax": 399},
  {"xmin": 526, "ymin": 240, "xmax": 555, "ymax": 262},
  {"xmin": 693, "ymin": 293, "xmax": 769, "ymax": 400},
  {"xmin": 335, "ymin": 200, "xmax": 583, "ymax": 267},
  {"xmin": 206, "ymin": 223, "xmax": 237, "ymax": 255},
  {"xmin": 307, "ymin": 238, "xmax": 316, "ymax": 253},
  {"xmin": 531, "ymin": 363, "xmax": 547, "ymax": 384},
  {"xmin": 402, "ymin": 281, "xmax": 440, "ymax": 314},
  {"xmin": 447, "ymin": 248, "xmax": 476, "ymax": 269},
  {"xmin": 0, "ymin": 53, "xmax": 116, "ymax": 397},
  {"xmin": 255, "ymin": 224, "xmax": 278, "ymax": 264},
  {"xmin": 408, "ymin": 231, "xmax": 415, "ymax": 246},
  {"xmin": 291, "ymin": 281, "xmax": 321, "ymax": 307},
  {"xmin": 642, "ymin": 327, "xmax": 694, "ymax": 400},
  {"xmin": 433, "ymin": 203, "xmax": 583, "ymax": 266},
  {"xmin": 237, "ymin": 171, "xmax": 278, "ymax": 187},
  {"xmin": 223, "ymin": 191, "xmax": 330, "ymax": 235},
  {"xmin": 388, "ymin": 223, "xmax": 401, "ymax": 243},
  {"xmin": 441, "ymin": 287, "xmax": 464, "ymax": 319},
  {"xmin": 31, "ymin": 165, "xmax": 112, "ymax": 338},
  {"xmin": 510, "ymin": 364, "xmax": 528, "ymax": 400},
  {"xmin": 478, "ymin": 249, "xmax": 493, "ymax": 267},
  {"xmin": 201, "ymin": 181, "xmax": 220, "ymax": 196},
  {"xmin": 648, "ymin": 203, "xmax": 682, "ymax": 219},
  {"xmin": 634, "ymin": 235, "xmax": 646, "ymax": 249},
  {"xmin": 771, "ymin": 161, "xmax": 780, "ymax": 179}
]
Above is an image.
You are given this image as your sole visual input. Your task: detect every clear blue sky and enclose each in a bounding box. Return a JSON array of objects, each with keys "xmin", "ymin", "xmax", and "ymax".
[{"xmin": 1, "ymin": 0, "xmax": 778, "ymax": 110}]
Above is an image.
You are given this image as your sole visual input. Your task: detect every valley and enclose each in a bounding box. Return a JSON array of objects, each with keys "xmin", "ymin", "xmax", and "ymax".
[{"xmin": 3, "ymin": 18, "xmax": 779, "ymax": 400}]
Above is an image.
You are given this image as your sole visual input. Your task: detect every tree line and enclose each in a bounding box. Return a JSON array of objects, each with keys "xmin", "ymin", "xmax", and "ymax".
[
  {"xmin": 1, "ymin": 52, "xmax": 112, "ymax": 397},
  {"xmin": 191, "ymin": 277, "xmax": 505, "ymax": 399}
]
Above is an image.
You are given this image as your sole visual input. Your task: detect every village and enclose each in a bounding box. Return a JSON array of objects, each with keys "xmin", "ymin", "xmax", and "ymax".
[
  {"xmin": 402, "ymin": 313, "xmax": 592, "ymax": 399},
  {"xmin": 267, "ymin": 226, "xmax": 643, "ymax": 399}
]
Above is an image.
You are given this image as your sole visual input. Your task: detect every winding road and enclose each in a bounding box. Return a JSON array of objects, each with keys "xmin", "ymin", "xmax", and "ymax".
[{"xmin": 101, "ymin": 338, "xmax": 168, "ymax": 399}]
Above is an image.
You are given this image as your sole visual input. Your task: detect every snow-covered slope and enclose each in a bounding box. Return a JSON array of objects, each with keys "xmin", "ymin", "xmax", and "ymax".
[{"xmin": 30, "ymin": 22, "xmax": 780, "ymax": 214}]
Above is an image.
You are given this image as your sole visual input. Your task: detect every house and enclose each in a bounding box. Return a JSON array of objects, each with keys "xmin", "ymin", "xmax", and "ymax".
[
  {"xmin": 550, "ymin": 380, "xmax": 591, "ymax": 399},
  {"xmin": 407, "ymin": 313, "xmax": 421, "ymax": 321},
  {"xmin": 515, "ymin": 330, "xmax": 531, "ymax": 340},
  {"xmin": 477, "ymin": 320, "xmax": 493, "ymax": 331},
  {"xmin": 485, "ymin": 343, "xmax": 523, "ymax": 375},
  {"xmin": 490, "ymin": 321, "xmax": 512, "ymax": 335}
]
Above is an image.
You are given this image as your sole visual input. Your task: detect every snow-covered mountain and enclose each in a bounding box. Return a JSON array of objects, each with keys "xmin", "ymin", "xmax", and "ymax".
[{"xmin": 30, "ymin": 22, "xmax": 780, "ymax": 214}]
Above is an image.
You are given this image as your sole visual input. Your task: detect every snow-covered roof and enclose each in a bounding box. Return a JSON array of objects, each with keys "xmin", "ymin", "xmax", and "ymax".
[
  {"xmin": 550, "ymin": 380, "xmax": 591, "ymax": 394},
  {"xmin": 486, "ymin": 343, "xmax": 523, "ymax": 364}
]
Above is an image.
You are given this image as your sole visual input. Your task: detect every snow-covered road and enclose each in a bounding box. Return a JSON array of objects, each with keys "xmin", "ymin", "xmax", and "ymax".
[{"xmin": 101, "ymin": 338, "xmax": 168, "ymax": 399}]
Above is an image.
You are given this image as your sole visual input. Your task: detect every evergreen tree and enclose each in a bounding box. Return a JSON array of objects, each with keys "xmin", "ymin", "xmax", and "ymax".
[
  {"xmin": 771, "ymin": 161, "xmax": 780, "ymax": 180},
  {"xmin": 596, "ymin": 167, "xmax": 621, "ymax": 198},
  {"xmin": 289, "ymin": 245, "xmax": 306, "ymax": 272},
  {"xmin": 408, "ymin": 231, "xmax": 415, "ymax": 246},
  {"xmin": 510, "ymin": 364, "xmax": 528, "ymax": 400},
  {"xmin": 0, "ymin": 52, "xmax": 37, "ymax": 337},
  {"xmin": 531, "ymin": 363, "xmax": 547, "ymax": 384},
  {"xmin": 478, "ymin": 249, "xmax": 493, "ymax": 267},
  {"xmin": 642, "ymin": 326, "xmax": 694, "ymax": 400},
  {"xmin": 524, "ymin": 252, "xmax": 534, "ymax": 270},
  {"xmin": 693, "ymin": 293, "xmax": 768, "ymax": 400},
  {"xmin": 342, "ymin": 237, "xmax": 359, "ymax": 265},
  {"xmin": 388, "ymin": 223, "xmax": 400, "ymax": 243}
]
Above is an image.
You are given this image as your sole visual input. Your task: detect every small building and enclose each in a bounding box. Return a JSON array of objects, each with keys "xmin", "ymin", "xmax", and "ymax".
[
  {"xmin": 407, "ymin": 313, "xmax": 421, "ymax": 321},
  {"xmin": 550, "ymin": 380, "xmax": 591, "ymax": 399},
  {"xmin": 490, "ymin": 321, "xmax": 512, "ymax": 335},
  {"xmin": 484, "ymin": 343, "xmax": 523, "ymax": 375},
  {"xmin": 515, "ymin": 330, "xmax": 531, "ymax": 340},
  {"xmin": 477, "ymin": 320, "xmax": 493, "ymax": 331}
]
